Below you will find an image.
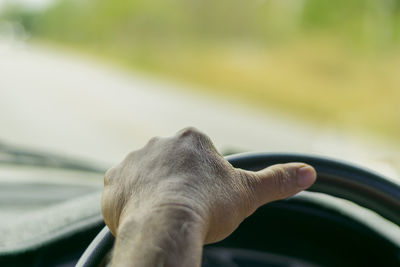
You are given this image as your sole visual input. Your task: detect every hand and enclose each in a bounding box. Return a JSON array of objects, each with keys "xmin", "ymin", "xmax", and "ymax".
[{"xmin": 101, "ymin": 127, "xmax": 317, "ymax": 266}]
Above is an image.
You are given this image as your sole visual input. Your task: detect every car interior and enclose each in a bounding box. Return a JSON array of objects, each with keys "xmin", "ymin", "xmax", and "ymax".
[{"xmin": 1, "ymin": 147, "xmax": 399, "ymax": 267}]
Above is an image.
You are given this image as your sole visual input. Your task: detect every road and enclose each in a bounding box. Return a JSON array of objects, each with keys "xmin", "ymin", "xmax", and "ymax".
[{"xmin": 0, "ymin": 40, "xmax": 399, "ymax": 179}]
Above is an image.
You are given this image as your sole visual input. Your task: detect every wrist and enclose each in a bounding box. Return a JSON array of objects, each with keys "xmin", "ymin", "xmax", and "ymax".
[{"xmin": 112, "ymin": 205, "xmax": 207, "ymax": 267}]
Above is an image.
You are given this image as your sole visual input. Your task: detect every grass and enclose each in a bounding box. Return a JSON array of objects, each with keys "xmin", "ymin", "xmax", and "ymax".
[{"xmin": 74, "ymin": 36, "xmax": 400, "ymax": 144}]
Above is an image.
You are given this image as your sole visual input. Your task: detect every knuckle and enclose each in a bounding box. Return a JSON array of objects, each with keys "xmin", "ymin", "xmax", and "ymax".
[
  {"xmin": 124, "ymin": 150, "xmax": 137, "ymax": 162},
  {"xmin": 104, "ymin": 160, "xmax": 131, "ymax": 186},
  {"xmin": 177, "ymin": 127, "xmax": 215, "ymax": 151},
  {"xmin": 178, "ymin": 127, "xmax": 201, "ymax": 138},
  {"xmin": 104, "ymin": 166, "xmax": 118, "ymax": 185},
  {"xmin": 147, "ymin": 136, "xmax": 160, "ymax": 146},
  {"xmin": 270, "ymin": 166, "xmax": 291, "ymax": 196}
]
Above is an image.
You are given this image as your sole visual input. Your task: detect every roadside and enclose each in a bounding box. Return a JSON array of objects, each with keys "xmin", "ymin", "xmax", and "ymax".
[{"xmin": 1, "ymin": 41, "xmax": 399, "ymax": 180}]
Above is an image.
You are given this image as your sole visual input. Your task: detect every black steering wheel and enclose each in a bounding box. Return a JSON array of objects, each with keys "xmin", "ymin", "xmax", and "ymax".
[{"xmin": 77, "ymin": 153, "xmax": 400, "ymax": 267}]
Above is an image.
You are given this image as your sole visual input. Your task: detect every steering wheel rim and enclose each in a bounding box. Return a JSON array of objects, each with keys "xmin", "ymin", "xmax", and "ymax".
[{"xmin": 76, "ymin": 153, "xmax": 400, "ymax": 267}]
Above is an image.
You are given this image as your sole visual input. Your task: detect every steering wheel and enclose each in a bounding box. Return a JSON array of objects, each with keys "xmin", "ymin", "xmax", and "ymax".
[{"xmin": 76, "ymin": 153, "xmax": 400, "ymax": 267}]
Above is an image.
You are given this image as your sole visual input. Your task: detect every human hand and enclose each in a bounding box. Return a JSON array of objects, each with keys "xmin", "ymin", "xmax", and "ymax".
[{"xmin": 101, "ymin": 127, "xmax": 316, "ymax": 266}]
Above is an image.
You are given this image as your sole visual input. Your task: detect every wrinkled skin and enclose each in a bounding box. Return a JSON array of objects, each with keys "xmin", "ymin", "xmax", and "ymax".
[{"xmin": 102, "ymin": 127, "xmax": 316, "ymax": 267}]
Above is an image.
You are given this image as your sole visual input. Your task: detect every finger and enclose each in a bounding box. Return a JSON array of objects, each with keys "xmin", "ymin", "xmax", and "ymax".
[{"xmin": 241, "ymin": 163, "xmax": 317, "ymax": 207}]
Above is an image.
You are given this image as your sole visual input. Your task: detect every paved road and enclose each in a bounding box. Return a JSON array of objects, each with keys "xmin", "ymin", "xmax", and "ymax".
[{"xmin": 0, "ymin": 40, "xmax": 399, "ymax": 179}]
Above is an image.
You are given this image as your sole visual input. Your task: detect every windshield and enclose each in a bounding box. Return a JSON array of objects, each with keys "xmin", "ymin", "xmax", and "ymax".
[{"xmin": 0, "ymin": 0, "xmax": 400, "ymax": 252}]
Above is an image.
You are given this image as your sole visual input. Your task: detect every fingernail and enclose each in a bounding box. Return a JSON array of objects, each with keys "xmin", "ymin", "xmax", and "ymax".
[{"xmin": 297, "ymin": 165, "xmax": 316, "ymax": 188}]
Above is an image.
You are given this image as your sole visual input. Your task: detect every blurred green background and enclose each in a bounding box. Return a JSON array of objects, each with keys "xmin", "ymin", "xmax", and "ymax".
[{"xmin": 2, "ymin": 0, "xmax": 400, "ymax": 143}]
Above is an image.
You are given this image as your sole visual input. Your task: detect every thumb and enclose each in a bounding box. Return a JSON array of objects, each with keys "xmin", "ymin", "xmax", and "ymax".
[{"xmin": 241, "ymin": 163, "xmax": 317, "ymax": 207}]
